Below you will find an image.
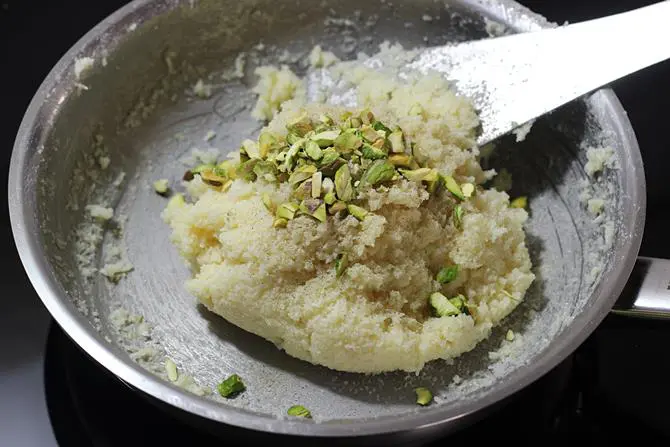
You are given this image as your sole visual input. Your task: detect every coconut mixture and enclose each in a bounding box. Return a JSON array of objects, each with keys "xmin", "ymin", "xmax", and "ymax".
[{"xmin": 161, "ymin": 46, "xmax": 535, "ymax": 374}]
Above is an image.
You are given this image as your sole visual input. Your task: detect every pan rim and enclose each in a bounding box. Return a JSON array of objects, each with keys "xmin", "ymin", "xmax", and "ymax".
[{"xmin": 8, "ymin": 0, "xmax": 646, "ymax": 438}]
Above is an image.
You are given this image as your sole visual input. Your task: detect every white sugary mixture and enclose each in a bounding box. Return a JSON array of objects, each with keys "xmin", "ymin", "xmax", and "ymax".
[{"xmin": 162, "ymin": 44, "xmax": 535, "ymax": 374}]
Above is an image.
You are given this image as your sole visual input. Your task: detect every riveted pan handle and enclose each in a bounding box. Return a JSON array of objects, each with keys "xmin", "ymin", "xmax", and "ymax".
[{"xmin": 612, "ymin": 257, "xmax": 670, "ymax": 319}]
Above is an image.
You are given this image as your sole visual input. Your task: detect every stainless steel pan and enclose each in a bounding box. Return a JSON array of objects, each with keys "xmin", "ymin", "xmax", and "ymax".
[{"xmin": 9, "ymin": 0, "xmax": 664, "ymax": 444}]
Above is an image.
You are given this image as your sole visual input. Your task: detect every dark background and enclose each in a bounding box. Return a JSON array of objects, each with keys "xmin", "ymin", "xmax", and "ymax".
[{"xmin": 1, "ymin": 0, "xmax": 670, "ymax": 443}]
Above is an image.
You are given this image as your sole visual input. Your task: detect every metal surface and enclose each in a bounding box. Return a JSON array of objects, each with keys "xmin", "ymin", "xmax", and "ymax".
[
  {"xmin": 7, "ymin": 0, "xmax": 647, "ymax": 442},
  {"xmin": 409, "ymin": 1, "xmax": 670, "ymax": 145},
  {"xmin": 613, "ymin": 257, "xmax": 670, "ymax": 319}
]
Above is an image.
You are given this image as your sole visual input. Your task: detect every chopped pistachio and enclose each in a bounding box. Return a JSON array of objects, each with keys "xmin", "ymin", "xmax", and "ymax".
[
  {"xmin": 217, "ymin": 374, "xmax": 245, "ymax": 398},
  {"xmin": 429, "ymin": 292, "xmax": 461, "ymax": 317},
  {"xmin": 361, "ymin": 143, "xmax": 387, "ymax": 160},
  {"xmin": 388, "ymin": 154, "xmax": 413, "ymax": 167},
  {"xmin": 506, "ymin": 329, "xmax": 515, "ymax": 341},
  {"xmin": 319, "ymin": 114, "xmax": 334, "ymax": 126},
  {"xmin": 347, "ymin": 204, "xmax": 368, "ymax": 221},
  {"xmin": 273, "ymin": 217, "xmax": 288, "ymax": 228},
  {"xmin": 191, "ymin": 163, "xmax": 216, "ymax": 174},
  {"xmin": 153, "ymin": 179, "xmax": 170, "ymax": 195},
  {"xmin": 286, "ymin": 132, "xmax": 302, "ymax": 145},
  {"xmin": 334, "ymin": 130, "xmax": 363, "ymax": 153},
  {"xmin": 276, "ymin": 202, "xmax": 299, "ymax": 220},
  {"xmin": 334, "ymin": 164, "xmax": 354, "ymax": 201},
  {"xmin": 449, "ymin": 294, "xmax": 470, "ymax": 315},
  {"xmin": 320, "ymin": 148, "xmax": 340, "ymax": 166},
  {"xmin": 311, "ymin": 172, "xmax": 323, "ymax": 198},
  {"xmin": 324, "ymin": 192, "xmax": 337, "ymax": 205},
  {"xmin": 311, "ymin": 129, "xmax": 341, "ymax": 147},
  {"xmin": 286, "ymin": 114, "xmax": 313, "ymax": 137},
  {"xmin": 359, "ymin": 160, "xmax": 396, "ymax": 187},
  {"xmin": 237, "ymin": 159, "xmax": 258, "ymax": 182},
  {"xmin": 510, "ymin": 196, "xmax": 528, "ymax": 209},
  {"xmin": 453, "ymin": 204, "xmax": 464, "ymax": 229},
  {"xmin": 372, "ymin": 120, "xmax": 392, "ymax": 135},
  {"xmin": 388, "ymin": 130, "xmax": 405, "ymax": 153},
  {"xmin": 253, "ymin": 160, "xmax": 278, "ymax": 182},
  {"xmin": 360, "ymin": 125, "xmax": 380, "ymax": 143},
  {"xmin": 221, "ymin": 179, "xmax": 233, "ymax": 192},
  {"xmin": 242, "ymin": 139, "xmax": 261, "ymax": 159},
  {"xmin": 461, "ymin": 183, "xmax": 475, "ymax": 198},
  {"xmin": 299, "ymin": 198, "xmax": 323, "ymax": 215},
  {"xmin": 322, "ymin": 177, "xmax": 335, "ymax": 194},
  {"xmin": 215, "ymin": 160, "xmax": 238, "ymax": 179},
  {"xmin": 436, "ymin": 265, "xmax": 459, "ymax": 284},
  {"xmin": 288, "ymin": 164, "xmax": 317, "ymax": 186},
  {"xmin": 287, "ymin": 405, "xmax": 312, "ymax": 418},
  {"xmin": 360, "ymin": 109, "xmax": 374, "ymax": 125},
  {"xmin": 415, "ymin": 387, "xmax": 433, "ymax": 406},
  {"xmin": 335, "ymin": 253, "xmax": 349, "ymax": 277},
  {"xmin": 350, "ymin": 116, "xmax": 363, "ymax": 128},
  {"xmin": 312, "ymin": 203, "xmax": 327, "ymax": 222},
  {"xmin": 442, "ymin": 175, "xmax": 465, "ymax": 200},
  {"xmin": 282, "ymin": 140, "xmax": 304, "ymax": 171},
  {"xmin": 305, "ymin": 140, "xmax": 323, "ymax": 160},
  {"xmin": 262, "ymin": 193, "xmax": 273, "ymax": 211},
  {"xmin": 329, "ymin": 201, "xmax": 347, "ymax": 214},
  {"xmin": 399, "ymin": 167, "xmax": 434, "ymax": 183},
  {"xmin": 200, "ymin": 170, "xmax": 227, "ymax": 186},
  {"xmin": 165, "ymin": 358, "xmax": 178, "ymax": 382}
]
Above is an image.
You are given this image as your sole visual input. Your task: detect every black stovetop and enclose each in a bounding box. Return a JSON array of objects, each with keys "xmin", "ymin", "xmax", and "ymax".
[{"xmin": 3, "ymin": 0, "xmax": 670, "ymax": 445}]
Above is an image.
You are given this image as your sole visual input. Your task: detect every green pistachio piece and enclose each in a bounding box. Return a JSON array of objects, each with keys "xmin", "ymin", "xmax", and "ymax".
[
  {"xmin": 320, "ymin": 148, "xmax": 340, "ymax": 166},
  {"xmin": 334, "ymin": 164, "xmax": 354, "ymax": 201},
  {"xmin": 215, "ymin": 160, "xmax": 237, "ymax": 179},
  {"xmin": 319, "ymin": 114, "xmax": 334, "ymax": 126},
  {"xmin": 334, "ymin": 129, "xmax": 363, "ymax": 154},
  {"xmin": 324, "ymin": 191, "xmax": 336, "ymax": 205},
  {"xmin": 305, "ymin": 140, "xmax": 323, "ymax": 160},
  {"xmin": 399, "ymin": 168, "xmax": 434, "ymax": 183},
  {"xmin": 153, "ymin": 179, "xmax": 170, "ymax": 195},
  {"xmin": 388, "ymin": 154, "xmax": 413, "ymax": 167},
  {"xmin": 449, "ymin": 294, "xmax": 470, "ymax": 315},
  {"xmin": 300, "ymin": 198, "xmax": 324, "ymax": 216},
  {"xmin": 361, "ymin": 143, "xmax": 387, "ymax": 160},
  {"xmin": 191, "ymin": 163, "xmax": 216, "ymax": 174},
  {"xmin": 276, "ymin": 202, "xmax": 299, "ymax": 220},
  {"xmin": 200, "ymin": 170, "xmax": 227, "ymax": 186},
  {"xmin": 235, "ymin": 159, "xmax": 258, "ymax": 182},
  {"xmin": 372, "ymin": 121, "xmax": 392, "ymax": 135},
  {"xmin": 510, "ymin": 196, "xmax": 528, "ymax": 209},
  {"xmin": 461, "ymin": 183, "xmax": 475, "ymax": 198},
  {"xmin": 282, "ymin": 140, "xmax": 304, "ymax": 172},
  {"xmin": 311, "ymin": 129, "xmax": 341, "ymax": 147},
  {"xmin": 241, "ymin": 139, "xmax": 261, "ymax": 159},
  {"xmin": 335, "ymin": 253, "xmax": 349, "ymax": 278},
  {"xmin": 360, "ymin": 125, "xmax": 380, "ymax": 143},
  {"xmin": 272, "ymin": 217, "xmax": 288, "ymax": 228},
  {"xmin": 262, "ymin": 193, "xmax": 273, "ymax": 212},
  {"xmin": 258, "ymin": 132, "xmax": 277, "ymax": 158},
  {"xmin": 350, "ymin": 117, "xmax": 363, "ymax": 128},
  {"xmin": 359, "ymin": 109, "xmax": 374, "ymax": 125},
  {"xmin": 453, "ymin": 204, "xmax": 464, "ymax": 229},
  {"xmin": 286, "ymin": 114, "xmax": 313, "ymax": 137},
  {"xmin": 311, "ymin": 172, "xmax": 323, "ymax": 198},
  {"xmin": 329, "ymin": 201, "xmax": 347, "ymax": 215},
  {"xmin": 388, "ymin": 130, "xmax": 405, "ymax": 153},
  {"xmin": 322, "ymin": 177, "xmax": 335, "ymax": 194},
  {"xmin": 288, "ymin": 164, "xmax": 317, "ymax": 186},
  {"xmin": 429, "ymin": 292, "xmax": 461, "ymax": 317},
  {"xmin": 347, "ymin": 204, "xmax": 368, "ymax": 221},
  {"xmin": 359, "ymin": 159, "xmax": 396, "ymax": 187},
  {"xmin": 436, "ymin": 265, "xmax": 459, "ymax": 284},
  {"xmin": 286, "ymin": 132, "xmax": 302, "ymax": 145},
  {"xmin": 253, "ymin": 160, "xmax": 278, "ymax": 182},
  {"xmin": 217, "ymin": 374, "xmax": 245, "ymax": 398},
  {"xmin": 287, "ymin": 405, "xmax": 312, "ymax": 418},
  {"xmin": 415, "ymin": 387, "xmax": 433, "ymax": 406},
  {"xmin": 442, "ymin": 175, "xmax": 465, "ymax": 200},
  {"xmin": 312, "ymin": 203, "xmax": 327, "ymax": 222}
]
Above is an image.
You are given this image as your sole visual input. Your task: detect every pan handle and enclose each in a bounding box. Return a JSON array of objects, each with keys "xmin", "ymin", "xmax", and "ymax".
[{"xmin": 611, "ymin": 257, "xmax": 670, "ymax": 319}]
